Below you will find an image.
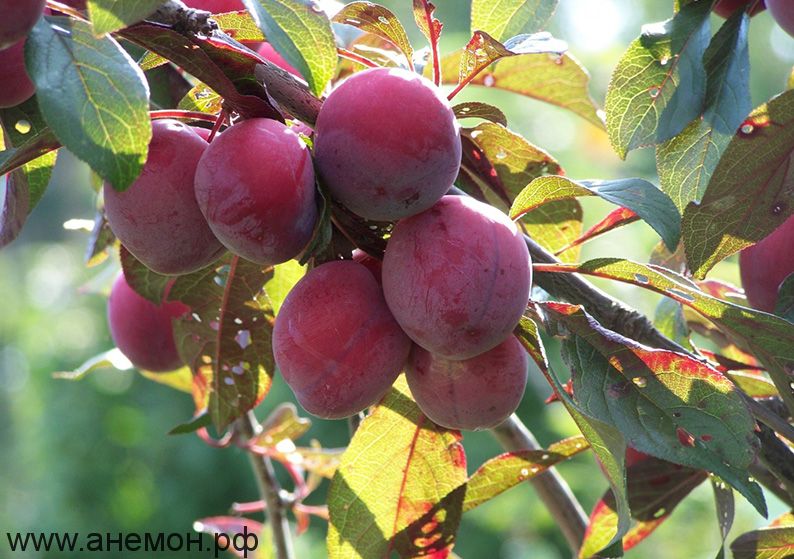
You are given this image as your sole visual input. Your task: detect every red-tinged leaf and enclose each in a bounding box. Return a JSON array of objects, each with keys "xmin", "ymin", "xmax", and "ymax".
[
  {"xmin": 452, "ymin": 102, "xmax": 507, "ymax": 126},
  {"xmin": 120, "ymin": 23, "xmax": 283, "ymax": 121},
  {"xmin": 538, "ymin": 259, "xmax": 794, "ymax": 415},
  {"xmin": 539, "ymin": 301, "xmax": 765, "ymax": 515},
  {"xmin": 193, "ymin": 516, "xmax": 264, "ymax": 559},
  {"xmin": 463, "ymin": 435, "xmax": 589, "ymax": 511},
  {"xmin": 682, "ymin": 89, "xmax": 794, "ymax": 279},
  {"xmin": 412, "ymin": 0, "xmax": 441, "ymax": 84},
  {"xmin": 731, "ymin": 511, "xmax": 794, "ymax": 559},
  {"xmin": 270, "ymin": 442, "xmax": 343, "ymax": 479},
  {"xmin": 581, "ymin": 455, "xmax": 707, "ymax": 557},
  {"xmin": 327, "ymin": 376, "xmax": 467, "ymax": 559},
  {"xmin": 333, "ymin": 2, "xmax": 413, "ymax": 68},
  {"xmin": 556, "ymin": 207, "xmax": 639, "ymax": 256},
  {"xmin": 169, "ymin": 255, "xmax": 275, "ymax": 432}
]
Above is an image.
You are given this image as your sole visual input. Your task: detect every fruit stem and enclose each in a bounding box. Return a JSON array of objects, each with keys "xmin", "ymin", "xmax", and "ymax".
[
  {"xmin": 207, "ymin": 109, "xmax": 228, "ymax": 143},
  {"xmin": 491, "ymin": 415, "xmax": 588, "ymax": 550},
  {"xmin": 336, "ymin": 48, "xmax": 379, "ymax": 69}
]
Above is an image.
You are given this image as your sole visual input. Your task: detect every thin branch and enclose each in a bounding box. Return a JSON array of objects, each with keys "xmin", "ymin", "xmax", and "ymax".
[
  {"xmin": 236, "ymin": 412, "xmax": 295, "ymax": 559},
  {"xmin": 492, "ymin": 415, "xmax": 588, "ymax": 551}
]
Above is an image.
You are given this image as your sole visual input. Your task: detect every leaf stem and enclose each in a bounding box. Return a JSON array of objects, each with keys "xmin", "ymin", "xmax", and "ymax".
[{"xmin": 336, "ymin": 47, "xmax": 379, "ymax": 69}]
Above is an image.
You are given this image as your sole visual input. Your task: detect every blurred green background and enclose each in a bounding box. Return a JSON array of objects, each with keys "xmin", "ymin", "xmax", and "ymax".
[{"xmin": 2, "ymin": 1, "xmax": 793, "ymax": 557}]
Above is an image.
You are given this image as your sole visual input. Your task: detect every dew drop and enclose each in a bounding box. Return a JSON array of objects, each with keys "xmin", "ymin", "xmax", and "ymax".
[
  {"xmin": 482, "ymin": 73, "xmax": 495, "ymax": 87},
  {"xmin": 377, "ymin": 15, "xmax": 389, "ymax": 24},
  {"xmin": 495, "ymin": 149, "xmax": 507, "ymax": 160},
  {"xmin": 659, "ymin": 56, "xmax": 670, "ymax": 66},
  {"xmin": 520, "ymin": 468, "xmax": 529, "ymax": 477},
  {"xmin": 740, "ymin": 123, "xmax": 754, "ymax": 135},
  {"xmin": 14, "ymin": 120, "xmax": 31, "ymax": 134},
  {"xmin": 234, "ymin": 317, "xmax": 243, "ymax": 325},
  {"xmin": 771, "ymin": 202, "xmax": 786, "ymax": 215},
  {"xmin": 541, "ymin": 453, "xmax": 550, "ymax": 461},
  {"xmin": 648, "ymin": 86, "xmax": 661, "ymax": 98},
  {"xmin": 201, "ymin": 355, "xmax": 212, "ymax": 364},
  {"xmin": 632, "ymin": 377, "xmax": 648, "ymax": 388}
]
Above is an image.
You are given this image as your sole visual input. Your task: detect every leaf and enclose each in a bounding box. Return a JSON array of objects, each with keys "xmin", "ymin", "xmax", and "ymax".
[
  {"xmin": 270, "ymin": 442, "xmax": 344, "ymax": 479},
  {"xmin": 511, "ymin": 176, "xmax": 681, "ymax": 251},
  {"xmin": 243, "ymin": 0, "xmax": 337, "ymax": 97},
  {"xmin": 139, "ymin": 367, "xmax": 194, "ymax": 394},
  {"xmin": 452, "ymin": 102, "xmax": 507, "ymax": 126},
  {"xmin": 84, "ymin": 209, "xmax": 116, "ymax": 266},
  {"xmin": 213, "ymin": 10, "xmax": 266, "ymax": 42},
  {"xmin": 541, "ymin": 301, "xmax": 765, "ymax": 515},
  {"xmin": 731, "ymin": 512, "xmax": 794, "ymax": 559},
  {"xmin": 0, "ymin": 127, "xmax": 60, "ymax": 180},
  {"xmin": 119, "ymin": 245, "xmax": 170, "ymax": 305},
  {"xmin": 412, "ymin": 0, "xmax": 442, "ymax": 45},
  {"xmin": 87, "ymin": 0, "xmax": 166, "ymax": 35},
  {"xmin": 470, "ymin": 0, "xmax": 557, "ymax": 41},
  {"xmin": 120, "ymin": 22, "xmax": 283, "ymax": 120},
  {"xmin": 298, "ymin": 183, "xmax": 331, "ymax": 265},
  {"xmin": 178, "ymin": 83, "xmax": 224, "ymax": 114},
  {"xmin": 532, "ymin": 258, "xmax": 794, "ymax": 423},
  {"xmin": 327, "ymin": 376, "xmax": 467, "ymax": 559},
  {"xmin": 522, "ymin": 201, "xmax": 583, "ymax": 264},
  {"xmin": 581, "ymin": 454, "xmax": 707, "ymax": 557},
  {"xmin": 332, "ymin": 2, "xmax": 413, "ymax": 67},
  {"xmin": 774, "ymin": 274, "xmax": 794, "ymax": 323},
  {"xmin": 712, "ymin": 476, "xmax": 735, "ymax": 559},
  {"xmin": 54, "ymin": 348, "xmax": 133, "ymax": 380},
  {"xmin": 463, "ymin": 435, "xmax": 589, "ymax": 511},
  {"xmin": 168, "ymin": 412, "xmax": 211, "ymax": 435},
  {"xmin": 263, "ymin": 260, "xmax": 305, "ymax": 315},
  {"xmin": 170, "ymin": 255, "xmax": 276, "ymax": 431},
  {"xmin": 555, "ymin": 207, "xmax": 640, "ymax": 257},
  {"xmin": 682, "ymin": 89, "xmax": 794, "ymax": 278},
  {"xmin": 255, "ymin": 402, "xmax": 311, "ymax": 446},
  {"xmin": 605, "ymin": 0, "xmax": 712, "ymax": 158},
  {"xmin": 656, "ymin": 10, "xmax": 751, "ymax": 211}
]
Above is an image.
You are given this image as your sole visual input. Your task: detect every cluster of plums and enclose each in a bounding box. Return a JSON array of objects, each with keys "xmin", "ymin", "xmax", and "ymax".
[{"xmin": 105, "ymin": 65, "xmax": 531, "ymax": 431}]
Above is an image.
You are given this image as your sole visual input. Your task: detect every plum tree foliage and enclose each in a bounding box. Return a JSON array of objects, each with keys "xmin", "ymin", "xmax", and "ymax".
[{"xmin": 1, "ymin": 0, "xmax": 794, "ymax": 558}]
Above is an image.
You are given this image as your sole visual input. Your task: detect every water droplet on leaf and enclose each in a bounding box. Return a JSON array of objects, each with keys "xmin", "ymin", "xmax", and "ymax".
[{"xmin": 15, "ymin": 120, "xmax": 31, "ymax": 134}]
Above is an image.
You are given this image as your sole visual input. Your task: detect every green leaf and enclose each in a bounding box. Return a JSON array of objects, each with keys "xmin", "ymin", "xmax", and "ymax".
[
  {"xmin": 298, "ymin": 183, "xmax": 331, "ymax": 265},
  {"xmin": 511, "ymin": 176, "xmax": 681, "ymax": 251},
  {"xmin": 26, "ymin": 17, "xmax": 151, "ymax": 191},
  {"xmin": 463, "ymin": 435, "xmax": 589, "ymax": 511},
  {"xmin": 213, "ymin": 10, "xmax": 266, "ymax": 42},
  {"xmin": 471, "ymin": 0, "xmax": 557, "ymax": 41},
  {"xmin": 243, "ymin": 0, "xmax": 337, "ymax": 97},
  {"xmin": 711, "ymin": 476, "xmax": 735, "ymax": 559},
  {"xmin": 656, "ymin": 9, "xmax": 751, "ymax": 211},
  {"xmin": 168, "ymin": 412, "xmax": 212, "ymax": 435},
  {"xmin": 119, "ymin": 245, "xmax": 169, "ymax": 305},
  {"xmin": 327, "ymin": 376, "xmax": 467, "ymax": 559},
  {"xmin": 533, "ymin": 258, "xmax": 794, "ymax": 424},
  {"xmin": 170, "ymin": 255, "xmax": 275, "ymax": 432},
  {"xmin": 88, "ymin": 0, "xmax": 166, "ymax": 35},
  {"xmin": 263, "ymin": 260, "xmax": 305, "ymax": 315},
  {"xmin": 541, "ymin": 301, "xmax": 764, "ymax": 515},
  {"xmin": 682, "ymin": 89, "xmax": 794, "ymax": 278},
  {"xmin": 731, "ymin": 512, "xmax": 794, "ymax": 559},
  {"xmin": 452, "ymin": 102, "xmax": 507, "ymax": 125},
  {"xmin": 605, "ymin": 0, "xmax": 712, "ymax": 158},
  {"xmin": 178, "ymin": 83, "xmax": 224, "ymax": 114},
  {"xmin": 333, "ymin": 2, "xmax": 413, "ymax": 67},
  {"xmin": 774, "ymin": 274, "xmax": 794, "ymax": 323},
  {"xmin": 522, "ymin": 201, "xmax": 583, "ymax": 264}
]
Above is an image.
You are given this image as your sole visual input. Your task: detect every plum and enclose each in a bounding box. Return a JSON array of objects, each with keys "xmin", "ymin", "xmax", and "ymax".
[
  {"xmin": 406, "ymin": 336, "xmax": 528, "ymax": 431},
  {"xmin": 739, "ymin": 214, "xmax": 794, "ymax": 312},
  {"xmin": 314, "ymin": 67, "xmax": 461, "ymax": 221},
  {"xmin": 0, "ymin": 0, "xmax": 45, "ymax": 50},
  {"xmin": 0, "ymin": 40, "xmax": 36, "ymax": 108},
  {"xmin": 767, "ymin": 0, "xmax": 794, "ymax": 36},
  {"xmin": 257, "ymin": 43, "xmax": 301, "ymax": 77},
  {"xmin": 107, "ymin": 273, "xmax": 189, "ymax": 372},
  {"xmin": 273, "ymin": 261, "xmax": 411, "ymax": 419},
  {"xmin": 352, "ymin": 249, "xmax": 382, "ymax": 284},
  {"xmin": 713, "ymin": 0, "xmax": 766, "ymax": 17},
  {"xmin": 183, "ymin": 0, "xmax": 244, "ymax": 12},
  {"xmin": 382, "ymin": 195, "xmax": 532, "ymax": 360},
  {"xmin": 194, "ymin": 118, "xmax": 318, "ymax": 266},
  {"xmin": 104, "ymin": 119, "xmax": 226, "ymax": 275}
]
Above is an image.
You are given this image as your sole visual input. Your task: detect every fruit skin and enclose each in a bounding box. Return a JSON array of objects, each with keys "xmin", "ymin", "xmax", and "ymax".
[
  {"xmin": 713, "ymin": 0, "xmax": 766, "ymax": 17},
  {"xmin": 273, "ymin": 261, "xmax": 412, "ymax": 419},
  {"xmin": 104, "ymin": 119, "xmax": 226, "ymax": 275},
  {"xmin": 0, "ymin": 40, "xmax": 36, "ymax": 108},
  {"xmin": 194, "ymin": 118, "xmax": 318, "ymax": 266},
  {"xmin": 406, "ymin": 336, "xmax": 528, "ymax": 431},
  {"xmin": 183, "ymin": 0, "xmax": 244, "ymax": 12},
  {"xmin": 767, "ymin": 0, "xmax": 794, "ymax": 36},
  {"xmin": 257, "ymin": 43, "xmax": 301, "ymax": 77},
  {"xmin": 383, "ymin": 195, "xmax": 532, "ymax": 360},
  {"xmin": 739, "ymin": 215, "xmax": 794, "ymax": 312},
  {"xmin": 352, "ymin": 249, "xmax": 382, "ymax": 284},
  {"xmin": 0, "ymin": 0, "xmax": 45, "ymax": 50},
  {"xmin": 107, "ymin": 273, "xmax": 189, "ymax": 372},
  {"xmin": 314, "ymin": 67, "xmax": 461, "ymax": 221}
]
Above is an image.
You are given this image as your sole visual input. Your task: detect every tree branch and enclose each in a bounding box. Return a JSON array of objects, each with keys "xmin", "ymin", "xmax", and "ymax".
[{"xmin": 236, "ymin": 412, "xmax": 295, "ymax": 559}]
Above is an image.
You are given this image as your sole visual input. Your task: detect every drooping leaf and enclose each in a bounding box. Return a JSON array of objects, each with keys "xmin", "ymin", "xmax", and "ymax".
[
  {"xmin": 333, "ymin": 2, "xmax": 413, "ymax": 67},
  {"xmin": 178, "ymin": 83, "xmax": 224, "ymax": 114},
  {"xmin": 605, "ymin": 0, "xmax": 712, "ymax": 158},
  {"xmin": 327, "ymin": 376, "xmax": 467, "ymax": 559},
  {"xmin": 452, "ymin": 102, "xmax": 507, "ymax": 126},
  {"xmin": 463, "ymin": 435, "xmax": 589, "ymax": 511},
  {"xmin": 555, "ymin": 207, "xmax": 640, "ymax": 257},
  {"xmin": 243, "ymin": 0, "xmax": 337, "ymax": 96},
  {"xmin": 712, "ymin": 476, "xmax": 735, "ymax": 559},
  {"xmin": 656, "ymin": 9, "xmax": 751, "ymax": 211},
  {"xmin": 255, "ymin": 402, "xmax": 311, "ymax": 446},
  {"xmin": 775, "ymin": 274, "xmax": 794, "ymax": 323},
  {"xmin": 511, "ymin": 176, "xmax": 681, "ymax": 251},
  {"xmin": 681, "ymin": 89, "xmax": 794, "ymax": 278},
  {"xmin": 731, "ymin": 512, "xmax": 794, "ymax": 559},
  {"xmin": 26, "ymin": 17, "xmax": 151, "ymax": 191},
  {"xmin": 213, "ymin": 10, "xmax": 266, "ymax": 42},
  {"xmin": 170, "ymin": 255, "xmax": 275, "ymax": 431},
  {"xmin": 87, "ymin": 0, "xmax": 166, "ymax": 35},
  {"xmin": 532, "ymin": 258, "xmax": 794, "ymax": 421},
  {"xmin": 470, "ymin": 0, "xmax": 557, "ymax": 41}
]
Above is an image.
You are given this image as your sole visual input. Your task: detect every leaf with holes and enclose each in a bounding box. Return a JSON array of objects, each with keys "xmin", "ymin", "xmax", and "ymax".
[
  {"xmin": 25, "ymin": 17, "xmax": 151, "ymax": 191},
  {"xmin": 213, "ymin": 10, "xmax": 266, "ymax": 42},
  {"xmin": 731, "ymin": 512, "xmax": 794, "ymax": 559},
  {"xmin": 271, "ymin": 444, "xmax": 344, "ymax": 479},
  {"xmin": 463, "ymin": 435, "xmax": 589, "ymax": 512},
  {"xmin": 87, "ymin": 0, "xmax": 166, "ymax": 35},
  {"xmin": 605, "ymin": 0, "xmax": 712, "ymax": 158},
  {"xmin": 178, "ymin": 83, "xmax": 224, "ymax": 114},
  {"xmin": 682, "ymin": 89, "xmax": 794, "ymax": 279},
  {"xmin": 541, "ymin": 301, "xmax": 764, "ymax": 514},
  {"xmin": 511, "ymin": 176, "xmax": 681, "ymax": 251},
  {"xmin": 556, "ymin": 207, "xmax": 640, "ymax": 257},
  {"xmin": 169, "ymin": 255, "xmax": 275, "ymax": 431},
  {"xmin": 471, "ymin": 0, "xmax": 557, "ymax": 41},
  {"xmin": 452, "ymin": 102, "xmax": 507, "ymax": 126},
  {"xmin": 333, "ymin": 2, "xmax": 413, "ymax": 67},
  {"xmin": 243, "ymin": 0, "xmax": 337, "ymax": 97},
  {"xmin": 581, "ymin": 454, "xmax": 707, "ymax": 557},
  {"xmin": 412, "ymin": 0, "xmax": 442, "ymax": 45},
  {"xmin": 327, "ymin": 376, "xmax": 467, "ymax": 559}
]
